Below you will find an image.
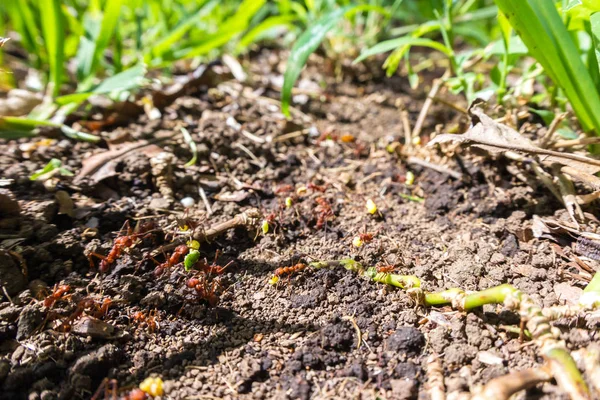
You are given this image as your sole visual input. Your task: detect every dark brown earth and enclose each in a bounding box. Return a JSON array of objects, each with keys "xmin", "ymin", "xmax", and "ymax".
[{"xmin": 0, "ymin": 50, "xmax": 597, "ymax": 400}]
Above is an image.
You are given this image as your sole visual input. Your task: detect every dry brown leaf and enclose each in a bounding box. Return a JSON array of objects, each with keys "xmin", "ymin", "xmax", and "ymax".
[
  {"xmin": 75, "ymin": 133, "xmax": 177, "ymax": 184},
  {"xmin": 428, "ymin": 102, "xmax": 600, "ymax": 175}
]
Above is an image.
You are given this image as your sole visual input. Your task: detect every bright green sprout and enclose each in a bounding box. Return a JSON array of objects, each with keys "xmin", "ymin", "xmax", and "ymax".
[
  {"xmin": 30, "ymin": 158, "xmax": 74, "ymax": 181},
  {"xmin": 184, "ymin": 249, "xmax": 201, "ymax": 271}
]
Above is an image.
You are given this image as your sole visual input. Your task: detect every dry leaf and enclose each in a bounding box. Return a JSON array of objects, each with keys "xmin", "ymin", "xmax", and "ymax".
[
  {"xmin": 55, "ymin": 190, "xmax": 74, "ymax": 217},
  {"xmin": 213, "ymin": 190, "xmax": 249, "ymax": 202},
  {"xmin": 75, "ymin": 134, "xmax": 176, "ymax": 184},
  {"xmin": 428, "ymin": 102, "xmax": 600, "ymax": 175}
]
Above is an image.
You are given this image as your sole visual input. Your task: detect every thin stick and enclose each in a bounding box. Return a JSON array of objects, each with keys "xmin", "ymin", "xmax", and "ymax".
[
  {"xmin": 150, "ymin": 208, "xmax": 261, "ymax": 257},
  {"xmin": 412, "ymin": 70, "xmax": 450, "ymax": 139},
  {"xmin": 407, "ymin": 156, "xmax": 462, "ymax": 180},
  {"xmin": 198, "ymin": 186, "xmax": 213, "ymax": 216},
  {"xmin": 272, "ymin": 128, "xmax": 311, "ymax": 143},
  {"xmin": 552, "ymin": 136, "xmax": 600, "ymax": 148},
  {"xmin": 539, "ymin": 112, "xmax": 568, "ymax": 148}
]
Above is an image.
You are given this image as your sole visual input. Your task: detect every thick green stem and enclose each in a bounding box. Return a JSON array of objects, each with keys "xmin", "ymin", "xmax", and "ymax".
[
  {"xmin": 464, "ymin": 284, "xmax": 519, "ymax": 310},
  {"xmin": 545, "ymin": 347, "xmax": 591, "ymax": 400},
  {"xmin": 363, "ymin": 267, "xmax": 421, "ymax": 289}
]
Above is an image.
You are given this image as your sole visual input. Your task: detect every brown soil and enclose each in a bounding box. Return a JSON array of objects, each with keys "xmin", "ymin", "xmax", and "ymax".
[{"xmin": 0, "ymin": 50, "xmax": 596, "ymax": 400}]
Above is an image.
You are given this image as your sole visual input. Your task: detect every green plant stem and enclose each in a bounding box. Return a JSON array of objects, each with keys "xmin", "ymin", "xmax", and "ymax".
[
  {"xmin": 306, "ymin": 258, "xmax": 592, "ymax": 398},
  {"xmin": 545, "ymin": 347, "xmax": 591, "ymax": 400}
]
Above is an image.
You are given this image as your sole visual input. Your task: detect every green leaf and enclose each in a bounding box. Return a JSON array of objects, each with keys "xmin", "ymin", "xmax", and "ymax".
[
  {"xmin": 39, "ymin": 0, "xmax": 65, "ymax": 97},
  {"xmin": 0, "ymin": 117, "xmax": 56, "ymax": 139},
  {"xmin": 281, "ymin": 6, "xmax": 351, "ymax": 117},
  {"xmin": 529, "ymin": 108, "xmax": 556, "ymax": 126},
  {"xmin": 173, "ymin": 0, "xmax": 267, "ymax": 60},
  {"xmin": 146, "ymin": 0, "xmax": 216, "ymax": 63},
  {"xmin": 91, "ymin": 0, "xmax": 122, "ymax": 74},
  {"xmin": 184, "ymin": 249, "xmax": 201, "ymax": 271},
  {"xmin": 0, "ymin": 117, "xmax": 100, "ymax": 142},
  {"xmin": 355, "ymin": 36, "xmax": 451, "ymax": 65},
  {"xmin": 236, "ymin": 15, "xmax": 297, "ymax": 53},
  {"xmin": 30, "ymin": 158, "xmax": 73, "ymax": 181},
  {"xmin": 60, "ymin": 125, "xmax": 101, "ymax": 143},
  {"xmin": 180, "ymin": 127, "xmax": 198, "ymax": 167},
  {"xmin": 56, "ymin": 64, "xmax": 147, "ymax": 105},
  {"xmin": 590, "ymin": 12, "xmax": 600, "ymax": 77}
]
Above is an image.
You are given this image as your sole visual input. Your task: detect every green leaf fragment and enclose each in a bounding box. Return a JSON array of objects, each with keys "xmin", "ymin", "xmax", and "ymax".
[
  {"xmin": 180, "ymin": 127, "xmax": 198, "ymax": 167},
  {"xmin": 30, "ymin": 158, "xmax": 73, "ymax": 181},
  {"xmin": 184, "ymin": 249, "xmax": 201, "ymax": 271}
]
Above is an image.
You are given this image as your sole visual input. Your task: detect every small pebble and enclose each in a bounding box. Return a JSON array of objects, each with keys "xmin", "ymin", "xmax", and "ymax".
[{"xmin": 180, "ymin": 197, "xmax": 195, "ymax": 208}]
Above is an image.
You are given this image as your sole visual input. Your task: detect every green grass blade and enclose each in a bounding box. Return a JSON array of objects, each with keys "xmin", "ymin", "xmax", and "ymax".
[
  {"xmin": 589, "ymin": 12, "xmax": 600, "ymax": 78},
  {"xmin": 495, "ymin": 0, "xmax": 600, "ymax": 135},
  {"xmin": 354, "ymin": 36, "xmax": 451, "ymax": 64},
  {"xmin": 281, "ymin": 6, "xmax": 350, "ymax": 117},
  {"xmin": 39, "ymin": 0, "xmax": 65, "ymax": 97},
  {"xmin": 0, "ymin": 117, "xmax": 100, "ymax": 142},
  {"xmin": 236, "ymin": 15, "xmax": 298, "ymax": 53},
  {"xmin": 90, "ymin": 0, "xmax": 122, "ymax": 75},
  {"xmin": 180, "ymin": 127, "xmax": 198, "ymax": 167},
  {"xmin": 173, "ymin": 0, "xmax": 266, "ymax": 60},
  {"xmin": 56, "ymin": 63, "xmax": 147, "ymax": 105},
  {"xmin": 4, "ymin": 0, "xmax": 41, "ymax": 58},
  {"xmin": 145, "ymin": 0, "xmax": 215, "ymax": 64}
]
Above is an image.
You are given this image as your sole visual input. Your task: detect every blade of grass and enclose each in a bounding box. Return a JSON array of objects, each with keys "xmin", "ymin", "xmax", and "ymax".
[
  {"xmin": 494, "ymin": 0, "xmax": 600, "ymax": 135},
  {"xmin": 172, "ymin": 0, "xmax": 267, "ymax": 60},
  {"xmin": 39, "ymin": 0, "xmax": 65, "ymax": 97},
  {"xmin": 145, "ymin": 0, "xmax": 215, "ymax": 64},
  {"xmin": 354, "ymin": 36, "xmax": 451, "ymax": 64},
  {"xmin": 30, "ymin": 158, "xmax": 74, "ymax": 181},
  {"xmin": 180, "ymin": 127, "xmax": 198, "ymax": 167},
  {"xmin": 236, "ymin": 15, "xmax": 298, "ymax": 53},
  {"xmin": 0, "ymin": 117, "xmax": 100, "ymax": 142},
  {"xmin": 281, "ymin": 6, "xmax": 351, "ymax": 118},
  {"xmin": 55, "ymin": 63, "xmax": 147, "ymax": 105}
]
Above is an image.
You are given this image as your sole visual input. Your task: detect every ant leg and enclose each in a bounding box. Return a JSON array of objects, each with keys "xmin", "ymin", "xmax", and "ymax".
[
  {"xmin": 91, "ymin": 378, "xmax": 108, "ymax": 400},
  {"xmin": 88, "ymin": 252, "xmax": 106, "ymax": 268}
]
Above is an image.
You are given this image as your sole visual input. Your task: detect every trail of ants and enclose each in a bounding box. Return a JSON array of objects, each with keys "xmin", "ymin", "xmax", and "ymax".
[{"xmin": 88, "ymin": 220, "xmax": 157, "ymax": 273}]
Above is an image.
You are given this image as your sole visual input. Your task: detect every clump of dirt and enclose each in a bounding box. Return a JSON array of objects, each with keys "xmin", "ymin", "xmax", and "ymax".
[{"xmin": 0, "ymin": 49, "xmax": 595, "ymax": 400}]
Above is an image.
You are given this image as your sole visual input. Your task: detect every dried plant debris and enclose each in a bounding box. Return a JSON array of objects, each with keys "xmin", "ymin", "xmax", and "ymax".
[
  {"xmin": 430, "ymin": 101, "xmax": 600, "ymax": 223},
  {"xmin": 429, "ymin": 101, "xmax": 600, "ymax": 176}
]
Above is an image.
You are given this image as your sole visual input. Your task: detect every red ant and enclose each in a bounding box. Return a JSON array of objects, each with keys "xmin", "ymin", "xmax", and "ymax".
[
  {"xmin": 186, "ymin": 275, "xmax": 222, "ymax": 307},
  {"xmin": 131, "ymin": 310, "xmax": 159, "ymax": 333},
  {"xmin": 274, "ymin": 184, "xmax": 294, "ymax": 195},
  {"xmin": 43, "ymin": 284, "xmax": 71, "ymax": 308},
  {"xmin": 89, "ymin": 221, "xmax": 156, "ymax": 273},
  {"xmin": 91, "ymin": 378, "xmax": 147, "ymax": 400},
  {"xmin": 58, "ymin": 297, "xmax": 114, "ymax": 332},
  {"xmin": 274, "ymin": 263, "xmax": 306, "ymax": 278},
  {"xmin": 198, "ymin": 252, "xmax": 233, "ymax": 275},
  {"xmin": 154, "ymin": 244, "xmax": 188, "ymax": 277},
  {"xmin": 307, "ymin": 182, "xmax": 327, "ymax": 193},
  {"xmin": 376, "ymin": 265, "xmax": 395, "ymax": 273},
  {"xmin": 315, "ymin": 129, "xmax": 339, "ymax": 144},
  {"xmin": 359, "ymin": 232, "xmax": 374, "ymax": 244},
  {"xmin": 315, "ymin": 198, "xmax": 334, "ymax": 229}
]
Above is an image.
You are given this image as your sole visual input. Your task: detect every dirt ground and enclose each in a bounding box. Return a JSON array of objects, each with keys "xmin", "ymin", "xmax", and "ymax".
[{"xmin": 0, "ymin": 50, "xmax": 597, "ymax": 400}]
